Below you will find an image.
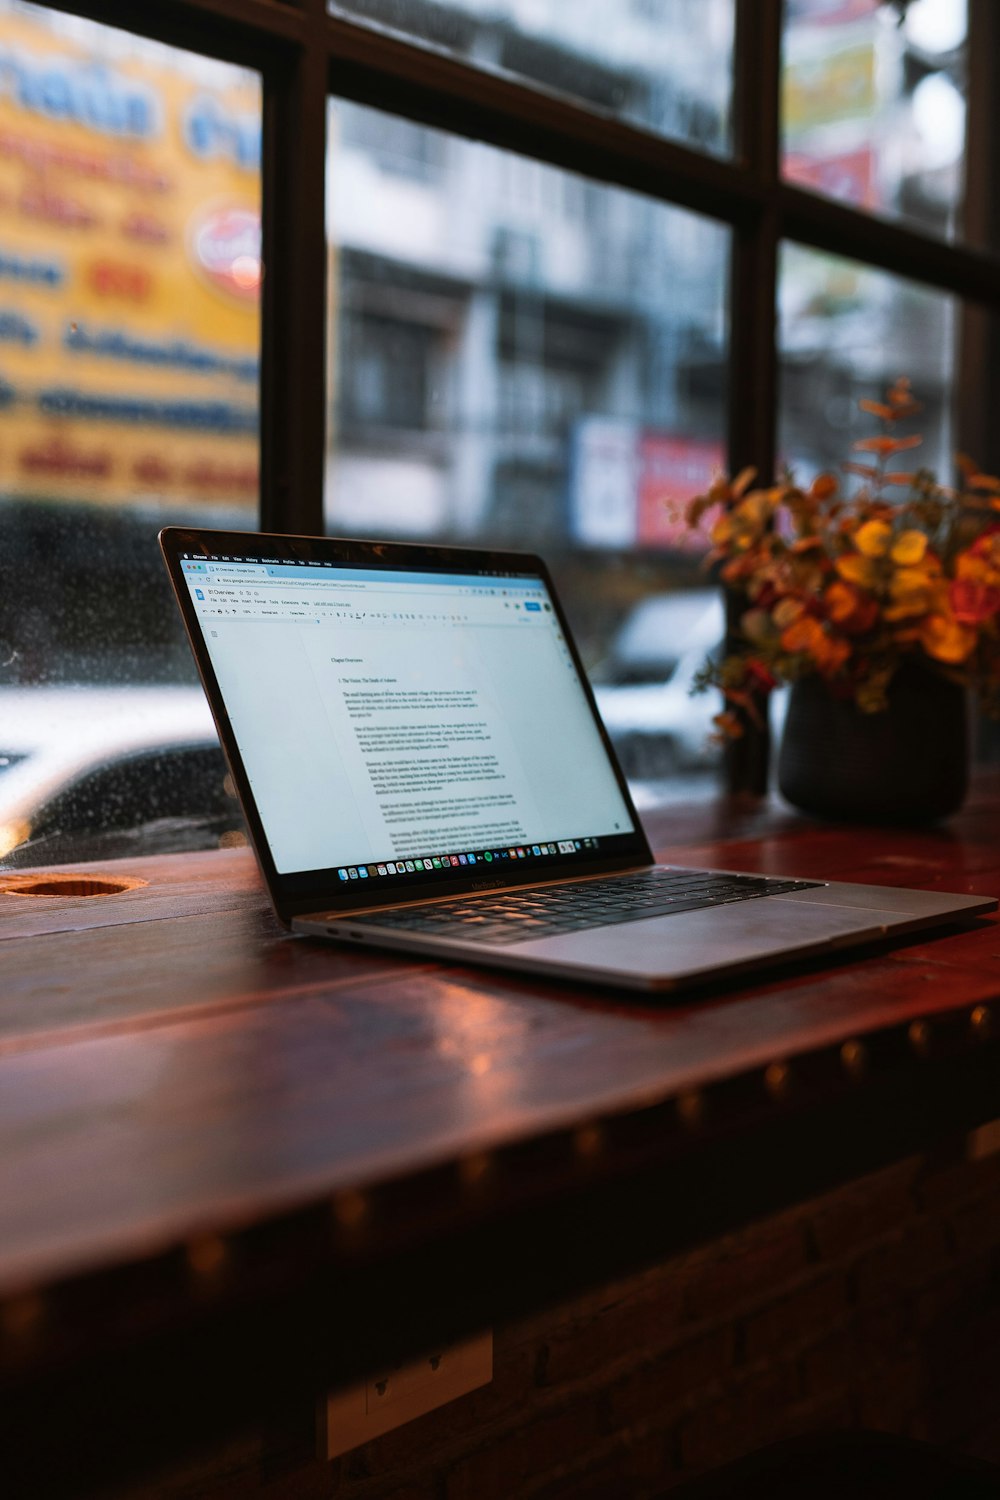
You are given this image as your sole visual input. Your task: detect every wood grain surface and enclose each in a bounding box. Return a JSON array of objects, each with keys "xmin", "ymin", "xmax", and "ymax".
[
  {"xmin": 1, "ymin": 787, "xmax": 999, "ymax": 1297},
  {"xmin": 1, "ymin": 783, "xmax": 999, "ymax": 1494}
]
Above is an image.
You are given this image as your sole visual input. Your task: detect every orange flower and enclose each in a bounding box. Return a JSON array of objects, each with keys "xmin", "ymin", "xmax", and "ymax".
[
  {"xmin": 955, "ymin": 551, "xmax": 992, "ymax": 585},
  {"xmin": 859, "ymin": 399, "xmax": 895, "ymax": 421},
  {"xmin": 886, "ymin": 377, "xmax": 921, "ymax": 417},
  {"xmin": 965, "ymin": 471, "xmax": 1000, "ymax": 496},
  {"xmin": 720, "ymin": 552, "xmax": 765, "ymax": 586},
  {"xmin": 779, "ymin": 615, "xmax": 820, "ymax": 655},
  {"xmin": 678, "ymin": 380, "xmax": 1000, "ymax": 714},
  {"xmin": 712, "ymin": 710, "xmax": 744, "ymax": 741},
  {"xmin": 963, "ymin": 531, "xmax": 1000, "ymax": 582},
  {"xmin": 809, "ymin": 472, "xmax": 838, "ymax": 501},
  {"xmin": 920, "ymin": 613, "xmax": 977, "ymax": 664},
  {"xmin": 780, "ymin": 615, "xmax": 850, "ymax": 675},
  {"xmin": 852, "ymin": 434, "xmax": 923, "ymax": 456},
  {"xmin": 882, "ymin": 471, "xmax": 918, "ymax": 486},
  {"xmin": 824, "ymin": 580, "xmax": 879, "ymax": 635}
]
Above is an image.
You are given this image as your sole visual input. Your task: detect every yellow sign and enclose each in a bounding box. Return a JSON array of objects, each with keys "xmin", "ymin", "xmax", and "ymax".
[
  {"xmin": 0, "ymin": 6, "xmax": 261, "ymax": 506},
  {"xmin": 783, "ymin": 43, "xmax": 876, "ymax": 139}
]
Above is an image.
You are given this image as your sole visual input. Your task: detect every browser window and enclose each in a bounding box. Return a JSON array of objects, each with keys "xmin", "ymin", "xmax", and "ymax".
[{"xmin": 180, "ymin": 556, "xmax": 635, "ymax": 877}]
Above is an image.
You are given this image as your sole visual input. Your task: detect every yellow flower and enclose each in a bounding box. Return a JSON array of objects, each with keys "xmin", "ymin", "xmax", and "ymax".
[
  {"xmin": 679, "ymin": 379, "xmax": 1000, "ymax": 705},
  {"xmin": 710, "ymin": 514, "xmax": 734, "ymax": 546},
  {"xmin": 711, "ymin": 489, "xmax": 775, "ymax": 554},
  {"xmin": 835, "ymin": 552, "xmax": 878, "ymax": 588},
  {"xmin": 730, "ymin": 466, "xmax": 757, "ymax": 498},
  {"xmin": 884, "ymin": 595, "xmax": 928, "ymax": 622},
  {"xmin": 889, "ymin": 530, "xmax": 928, "ymax": 566},
  {"xmin": 854, "ymin": 519, "xmax": 893, "ymax": 557},
  {"xmin": 892, "ymin": 561, "xmax": 939, "ymax": 594},
  {"xmin": 883, "ymin": 560, "xmax": 941, "ymax": 622},
  {"xmin": 736, "ymin": 491, "xmax": 775, "ymax": 530}
]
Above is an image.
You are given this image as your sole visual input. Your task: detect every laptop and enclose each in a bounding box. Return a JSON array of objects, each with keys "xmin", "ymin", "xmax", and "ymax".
[{"xmin": 159, "ymin": 527, "xmax": 995, "ymax": 994}]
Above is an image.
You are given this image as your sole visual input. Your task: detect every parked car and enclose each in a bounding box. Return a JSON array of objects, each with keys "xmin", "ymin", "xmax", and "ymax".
[
  {"xmin": 592, "ymin": 589, "xmax": 789, "ymax": 781},
  {"xmin": 0, "ymin": 686, "xmax": 244, "ymax": 867},
  {"xmin": 590, "ymin": 590, "xmax": 724, "ymax": 779}
]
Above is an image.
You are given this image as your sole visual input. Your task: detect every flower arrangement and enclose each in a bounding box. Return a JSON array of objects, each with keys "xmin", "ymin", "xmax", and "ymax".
[{"xmin": 685, "ymin": 379, "xmax": 1000, "ymax": 739}]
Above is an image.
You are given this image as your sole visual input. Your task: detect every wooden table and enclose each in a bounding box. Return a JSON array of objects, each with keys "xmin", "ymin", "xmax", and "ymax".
[{"xmin": 3, "ymin": 783, "xmax": 1000, "ymax": 1494}]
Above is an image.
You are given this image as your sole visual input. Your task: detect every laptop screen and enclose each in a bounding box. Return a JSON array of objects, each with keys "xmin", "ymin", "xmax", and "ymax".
[{"xmin": 173, "ymin": 541, "xmax": 640, "ymax": 891}]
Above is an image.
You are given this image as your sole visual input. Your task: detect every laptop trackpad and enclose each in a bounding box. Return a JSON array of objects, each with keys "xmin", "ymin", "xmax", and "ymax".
[{"xmin": 513, "ymin": 896, "xmax": 905, "ymax": 988}]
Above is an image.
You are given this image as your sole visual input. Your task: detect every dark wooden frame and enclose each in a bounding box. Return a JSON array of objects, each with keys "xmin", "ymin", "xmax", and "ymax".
[
  {"xmin": 42, "ymin": 0, "xmax": 1000, "ymax": 515},
  {"xmin": 6, "ymin": 976, "xmax": 1000, "ymax": 1497}
]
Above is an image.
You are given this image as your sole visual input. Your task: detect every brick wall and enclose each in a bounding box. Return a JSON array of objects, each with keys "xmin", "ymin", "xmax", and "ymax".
[{"xmin": 125, "ymin": 1141, "xmax": 1000, "ymax": 1499}]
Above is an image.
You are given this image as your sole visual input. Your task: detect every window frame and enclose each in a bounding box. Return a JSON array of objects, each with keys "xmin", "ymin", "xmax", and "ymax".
[{"xmin": 42, "ymin": 0, "xmax": 1000, "ymax": 529}]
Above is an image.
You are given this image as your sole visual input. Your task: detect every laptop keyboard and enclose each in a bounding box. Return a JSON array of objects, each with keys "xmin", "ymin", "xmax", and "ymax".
[{"xmin": 350, "ymin": 868, "xmax": 823, "ymax": 946}]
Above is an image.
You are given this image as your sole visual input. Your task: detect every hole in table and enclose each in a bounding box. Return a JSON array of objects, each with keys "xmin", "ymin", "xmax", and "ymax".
[{"xmin": 0, "ymin": 874, "xmax": 148, "ymax": 898}]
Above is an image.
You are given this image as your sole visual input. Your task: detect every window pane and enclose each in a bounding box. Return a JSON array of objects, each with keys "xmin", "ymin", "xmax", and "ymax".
[
  {"xmin": 0, "ymin": 2, "xmax": 259, "ymax": 868},
  {"xmin": 778, "ymin": 244, "xmax": 956, "ymax": 478},
  {"xmin": 782, "ymin": 0, "xmax": 967, "ymax": 240},
  {"xmin": 330, "ymin": 0, "xmax": 735, "ymax": 156},
  {"xmin": 327, "ymin": 99, "xmax": 731, "ymax": 793}
]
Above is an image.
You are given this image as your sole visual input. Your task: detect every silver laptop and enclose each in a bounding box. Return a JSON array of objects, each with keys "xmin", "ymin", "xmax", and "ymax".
[{"xmin": 160, "ymin": 527, "xmax": 995, "ymax": 994}]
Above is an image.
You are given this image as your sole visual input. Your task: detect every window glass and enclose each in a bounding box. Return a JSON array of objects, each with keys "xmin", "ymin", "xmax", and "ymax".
[
  {"xmin": 35, "ymin": 746, "xmax": 231, "ymax": 837},
  {"xmin": 782, "ymin": 0, "xmax": 968, "ymax": 240},
  {"xmin": 777, "ymin": 244, "xmax": 956, "ymax": 480},
  {"xmin": 0, "ymin": 1, "xmax": 260, "ymax": 868},
  {"xmin": 327, "ymin": 98, "xmax": 731, "ymax": 791},
  {"xmin": 330, "ymin": 0, "xmax": 736, "ymax": 157}
]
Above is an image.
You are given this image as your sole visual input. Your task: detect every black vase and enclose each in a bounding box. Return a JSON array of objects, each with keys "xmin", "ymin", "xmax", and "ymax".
[{"xmin": 777, "ymin": 663, "xmax": 968, "ymax": 824}]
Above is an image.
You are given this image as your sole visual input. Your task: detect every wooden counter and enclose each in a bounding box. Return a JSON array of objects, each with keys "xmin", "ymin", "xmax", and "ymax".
[{"xmin": 2, "ymin": 783, "xmax": 1000, "ymax": 1493}]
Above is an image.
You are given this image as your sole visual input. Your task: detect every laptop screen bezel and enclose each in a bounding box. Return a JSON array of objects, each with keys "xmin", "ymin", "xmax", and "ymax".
[{"xmin": 159, "ymin": 526, "xmax": 654, "ymax": 922}]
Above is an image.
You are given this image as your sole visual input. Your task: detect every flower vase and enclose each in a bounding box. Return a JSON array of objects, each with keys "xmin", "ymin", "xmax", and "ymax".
[{"xmin": 776, "ymin": 662, "xmax": 968, "ymax": 824}]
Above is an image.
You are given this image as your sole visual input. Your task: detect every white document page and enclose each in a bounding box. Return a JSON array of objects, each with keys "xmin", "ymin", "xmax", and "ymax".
[{"xmin": 184, "ymin": 560, "xmax": 634, "ymax": 873}]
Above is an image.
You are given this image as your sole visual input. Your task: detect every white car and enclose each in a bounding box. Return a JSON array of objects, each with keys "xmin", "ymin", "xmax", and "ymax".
[
  {"xmin": 592, "ymin": 589, "xmax": 788, "ymax": 781},
  {"xmin": 0, "ymin": 685, "xmax": 243, "ymax": 867},
  {"xmin": 590, "ymin": 590, "xmax": 725, "ymax": 779}
]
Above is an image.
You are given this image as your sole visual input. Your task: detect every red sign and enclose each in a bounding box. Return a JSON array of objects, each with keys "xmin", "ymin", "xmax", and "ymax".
[
  {"xmin": 190, "ymin": 205, "xmax": 261, "ymax": 302},
  {"xmin": 786, "ymin": 0, "xmax": 878, "ymax": 26},
  {"xmin": 636, "ymin": 434, "xmax": 724, "ymax": 549},
  {"xmin": 86, "ymin": 258, "xmax": 153, "ymax": 301},
  {"xmin": 784, "ymin": 145, "xmax": 876, "ymax": 210}
]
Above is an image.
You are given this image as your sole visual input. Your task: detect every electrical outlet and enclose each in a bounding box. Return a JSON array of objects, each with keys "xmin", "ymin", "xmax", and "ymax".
[{"xmin": 319, "ymin": 1331, "xmax": 493, "ymax": 1459}]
